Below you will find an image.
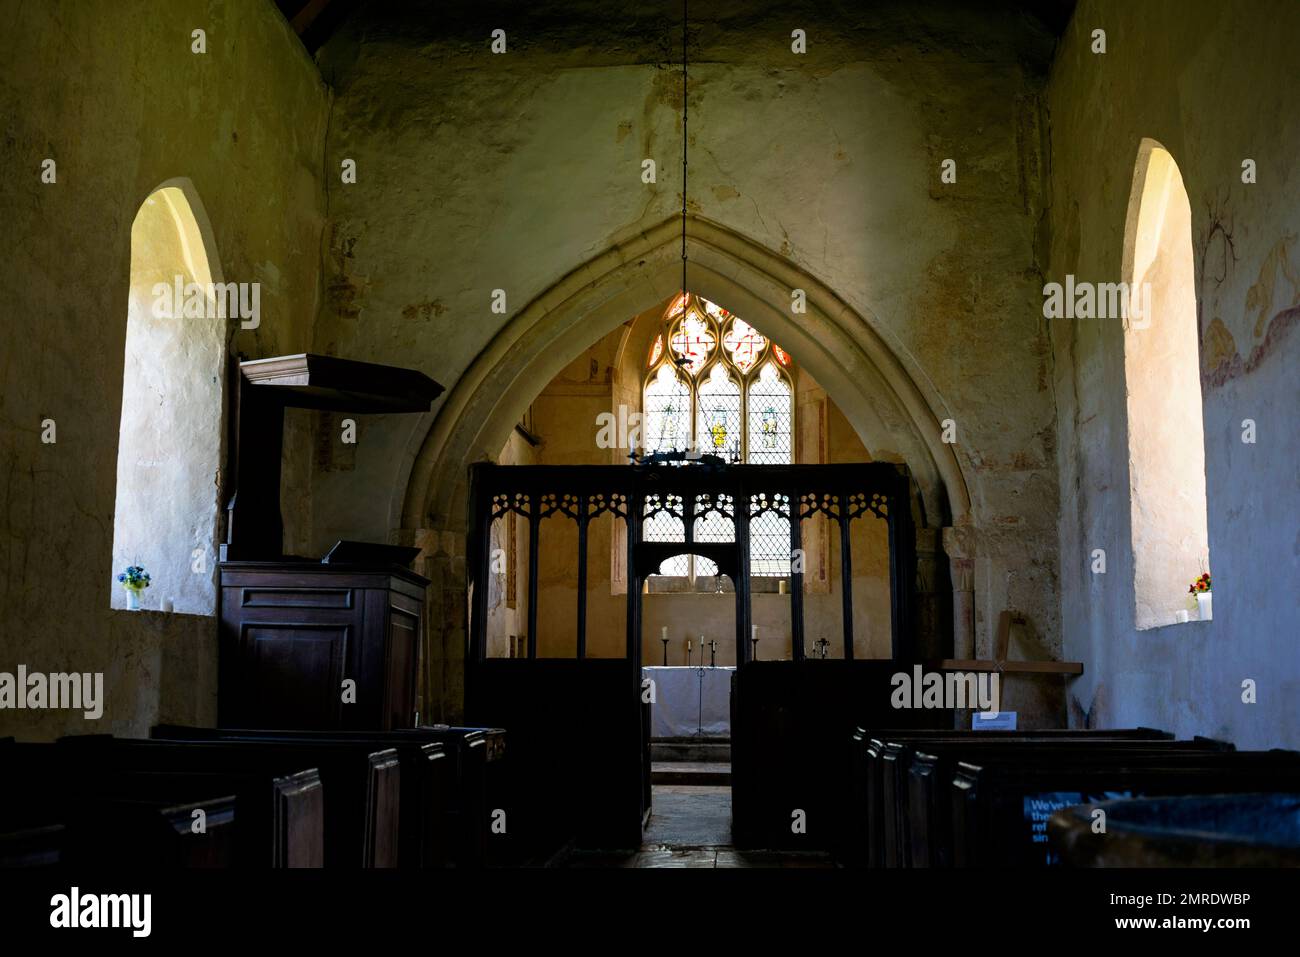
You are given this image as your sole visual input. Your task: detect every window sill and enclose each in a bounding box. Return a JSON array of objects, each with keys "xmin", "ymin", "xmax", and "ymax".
[
  {"xmin": 109, "ymin": 606, "xmax": 215, "ymax": 623},
  {"xmin": 1136, "ymin": 613, "xmax": 1214, "ymax": 635}
]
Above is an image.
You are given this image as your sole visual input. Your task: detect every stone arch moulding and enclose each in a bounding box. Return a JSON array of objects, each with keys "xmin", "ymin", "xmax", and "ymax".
[{"xmin": 395, "ymin": 215, "xmax": 973, "ymax": 540}]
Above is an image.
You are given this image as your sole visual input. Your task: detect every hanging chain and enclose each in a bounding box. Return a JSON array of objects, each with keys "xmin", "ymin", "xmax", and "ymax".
[{"xmin": 681, "ymin": 0, "xmax": 688, "ymax": 301}]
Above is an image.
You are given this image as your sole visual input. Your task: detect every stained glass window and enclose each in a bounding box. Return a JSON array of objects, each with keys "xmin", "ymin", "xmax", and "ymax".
[
  {"xmin": 669, "ymin": 313, "xmax": 716, "ymax": 377},
  {"xmin": 701, "ymin": 298, "xmax": 731, "ymax": 322},
  {"xmin": 746, "ymin": 362, "xmax": 793, "ymax": 465},
  {"xmin": 640, "ymin": 292, "xmax": 796, "ymax": 580},
  {"xmin": 722, "ymin": 318, "xmax": 767, "ymax": 375},
  {"xmin": 643, "ymin": 365, "xmax": 691, "ymax": 453},
  {"xmin": 696, "ymin": 365, "xmax": 742, "ymax": 460}
]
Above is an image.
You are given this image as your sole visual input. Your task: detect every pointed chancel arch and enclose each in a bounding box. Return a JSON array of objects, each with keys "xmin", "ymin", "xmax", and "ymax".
[
  {"xmin": 1121, "ymin": 140, "xmax": 1212, "ymax": 630},
  {"xmin": 394, "ymin": 217, "xmax": 977, "ymax": 719},
  {"xmin": 110, "ymin": 178, "xmax": 228, "ymax": 615},
  {"xmin": 396, "ymin": 216, "xmax": 971, "ymax": 536}
]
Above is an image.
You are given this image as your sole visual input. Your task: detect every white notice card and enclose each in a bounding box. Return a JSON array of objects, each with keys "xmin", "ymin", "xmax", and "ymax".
[{"xmin": 973, "ymin": 711, "xmax": 1017, "ymax": 730}]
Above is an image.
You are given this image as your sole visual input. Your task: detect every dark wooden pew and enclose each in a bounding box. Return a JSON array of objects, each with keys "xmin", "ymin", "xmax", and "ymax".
[
  {"xmin": 1049, "ymin": 792, "xmax": 1300, "ymax": 867},
  {"xmin": 0, "ymin": 824, "xmax": 65, "ymax": 867},
  {"xmin": 73, "ymin": 792, "xmax": 238, "ymax": 867},
  {"xmin": 901, "ymin": 737, "xmax": 1231, "ymax": 869},
  {"xmin": 153, "ymin": 724, "xmax": 504, "ymax": 867},
  {"xmin": 468, "ymin": 658, "xmax": 638, "ymax": 861},
  {"xmin": 848, "ymin": 727, "xmax": 1173, "ymax": 867},
  {"xmin": 55, "ymin": 736, "xmax": 384, "ymax": 866},
  {"xmin": 152, "ymin": 726, "xmax": 456, "ymax": 868},
  {"xmin": 735, "ymin": 662, "xmax": 952, "ymax": 852},
  {"xmin": 950, "ymin": 748, "xmax": 1300, "ymax": 867},
  {"xmin": 0, "ymin": 741, "xmax": 314, "ymax": 867}
]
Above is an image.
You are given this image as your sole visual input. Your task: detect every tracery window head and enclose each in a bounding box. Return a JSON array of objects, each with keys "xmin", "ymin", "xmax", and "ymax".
[{"xmin": 641, "ymin": 292, "xmax": 794, "ymax": 465}]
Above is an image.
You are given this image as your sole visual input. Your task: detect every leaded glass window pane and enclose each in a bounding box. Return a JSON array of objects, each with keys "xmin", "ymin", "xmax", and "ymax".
[
  {"xmin": 747, "ymin": 361, "xmax": 792, "ymax": 465},
  {"xmin": 701, "ymin": 298, "xmax": 730, "ymax": 322},
  {"xmin": 640, "ymin": 294, "xmax": 797, "ymax": 583},
  {"xmin": 669, "ymin": 313, "xmax": 716, "ymax": 377},
  {"xmin": 722, "ymin": 318, "xmax": 767, "ymax": 375},
  {"xmin": 696, "ymin": 364, "xmax": 741, "ymax": 460},
  {"xmin": 750, "ymin": 509, "xmax": 792, "ymax": 576},
  {"xmin": 643, "ymin": 495, "xmax": 687, "ymax": 576},
  {"xmin": 643, "ymin": 365, "xmax": 691, "ymax": 453}
]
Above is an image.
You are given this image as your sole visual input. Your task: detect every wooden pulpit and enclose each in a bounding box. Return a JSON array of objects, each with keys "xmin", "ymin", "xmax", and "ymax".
[{"xmin": 217, "ymin": 354, "xmax": 444, "ymax": 731}]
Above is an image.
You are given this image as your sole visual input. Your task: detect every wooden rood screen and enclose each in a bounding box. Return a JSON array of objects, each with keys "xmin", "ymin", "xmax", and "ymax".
[
  {"xmin": 465, "ymin": 461, "xmax": 918, "ymax": 855},
  {"xmin": 467, "ymin": 461, "xmax": 917, "ymax": 664}
]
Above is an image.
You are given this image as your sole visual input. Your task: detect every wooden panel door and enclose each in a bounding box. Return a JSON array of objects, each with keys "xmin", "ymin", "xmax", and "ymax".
[
  {"xmin": 383, "ymin": 594, "xmax": 421, "ymax": 730},
  {"xmin": 239, "ymin": 623, "xmax": 351, "ymax": 729}
]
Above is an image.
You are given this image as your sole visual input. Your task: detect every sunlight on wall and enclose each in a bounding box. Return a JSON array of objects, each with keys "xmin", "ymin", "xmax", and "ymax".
[
  {"xmin": 110, "ymin": 182, "xmax": 226, "ymax": 615},
  {"xmin": 1123, "ymin": 143, "xmax": 1211, "ymax": 630}
]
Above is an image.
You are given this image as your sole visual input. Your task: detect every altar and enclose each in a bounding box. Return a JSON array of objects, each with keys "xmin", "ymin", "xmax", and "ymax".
[{"xmin": 642, "ymin": 666, "xmax": 735, "ymax": 738}]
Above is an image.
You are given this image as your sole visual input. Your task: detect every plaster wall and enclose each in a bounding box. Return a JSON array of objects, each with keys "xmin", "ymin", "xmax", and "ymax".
[
  {"xmin": 1047, "ymin": 0, "xmax": 1300, "ymax": 746},
  {"xmin": 310, "ymin": 3, "xmax": 1066, "ymax": 717},
  {"xmin": 0, "ymin": 0, "xmax": 329, "ymax": 739}
]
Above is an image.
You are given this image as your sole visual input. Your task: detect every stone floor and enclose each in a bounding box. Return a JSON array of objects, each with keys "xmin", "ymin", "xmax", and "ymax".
[{"xmin": 564, "ymin": 785, "xmax": 835, "ymax": 868}]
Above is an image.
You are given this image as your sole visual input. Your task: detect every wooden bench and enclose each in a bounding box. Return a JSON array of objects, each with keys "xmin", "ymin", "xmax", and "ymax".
[
  {"xmin": 153, "ymin": 724, "xmax": 505, "ymax": 867},
  {"xmin": 57, "ymin": 736, "xmax": 392, "ymax": 866},
  {"xmin": 847, "ymin": 727, "xmax": 1172, "ymax": 867},
  {"xmin": 950, "ymin": 747, "xmax": 1300, "ymax": 867},
  {"xmin": 902, "ymin": 737, "xmax": 1231, "ymax": 868},
  {"xmin": 0, "ymin": 740, "xmax": 318, "ymax": 867},
  {"xmin": 0, "ymin": 824, "xmax": 65, "ymax": 867},
  {"xmin": 153, "ymin": 726, "xmax": 458, "ymax": 867}
]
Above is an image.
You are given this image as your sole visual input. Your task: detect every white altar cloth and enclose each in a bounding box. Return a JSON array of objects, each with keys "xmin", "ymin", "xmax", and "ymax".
[{"xmin": 642, "ymin": 666, "xmax": 735, "ymax": 738}]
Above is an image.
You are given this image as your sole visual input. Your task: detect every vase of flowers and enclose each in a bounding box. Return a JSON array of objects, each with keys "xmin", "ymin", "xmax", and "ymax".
[
  {"xmin": 1188, "ymin": 572, "xmax": 1212, "ymax": 621},
  {"xmin": 117, "ymin": 565, "xmax": 151, "ymax": 610}
]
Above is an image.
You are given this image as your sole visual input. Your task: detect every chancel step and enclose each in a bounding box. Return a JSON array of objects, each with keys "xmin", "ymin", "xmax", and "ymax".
[
  {"xmin": 650, "ymin": 738, "xmax": 731, "ymax": 763},
  {"xmin": 651, "ymin": 762, "xmax": 732, "ymax": 786}
]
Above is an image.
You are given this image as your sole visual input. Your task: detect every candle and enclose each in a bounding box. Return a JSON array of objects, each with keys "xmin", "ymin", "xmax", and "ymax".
[
  {"xmin": 752, "ymin": 625, "xmax": 758, "ymax": 641},
  {"xmin": 662, "ymin": 626, "xmax": 668, "ymax": 641},
  {"xmin": 162, "ymin": 597, "xmax": 174, "ymax": 613}
]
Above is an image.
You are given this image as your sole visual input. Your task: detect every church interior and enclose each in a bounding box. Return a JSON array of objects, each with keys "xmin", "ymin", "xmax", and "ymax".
[{"xmin": 2, "ymin": 0, "xmax": 1299, "ymax": 894}]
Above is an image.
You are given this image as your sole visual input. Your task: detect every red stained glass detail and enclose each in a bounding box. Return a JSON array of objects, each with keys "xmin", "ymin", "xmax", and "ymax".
[
  {"xmin": 722, "ymin": 318, "xmax": 768, "ymax": 374},
  {"xmin": 665, "ymin": 292, "xmax": 689, "ymax": 318},
  {"xmin": 702, "ymin": 298, "xmax": 732, "ymax": 322},
  {"xmin": 669, "ymin": 314, "xmax": 715, "ymax": 376}
]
